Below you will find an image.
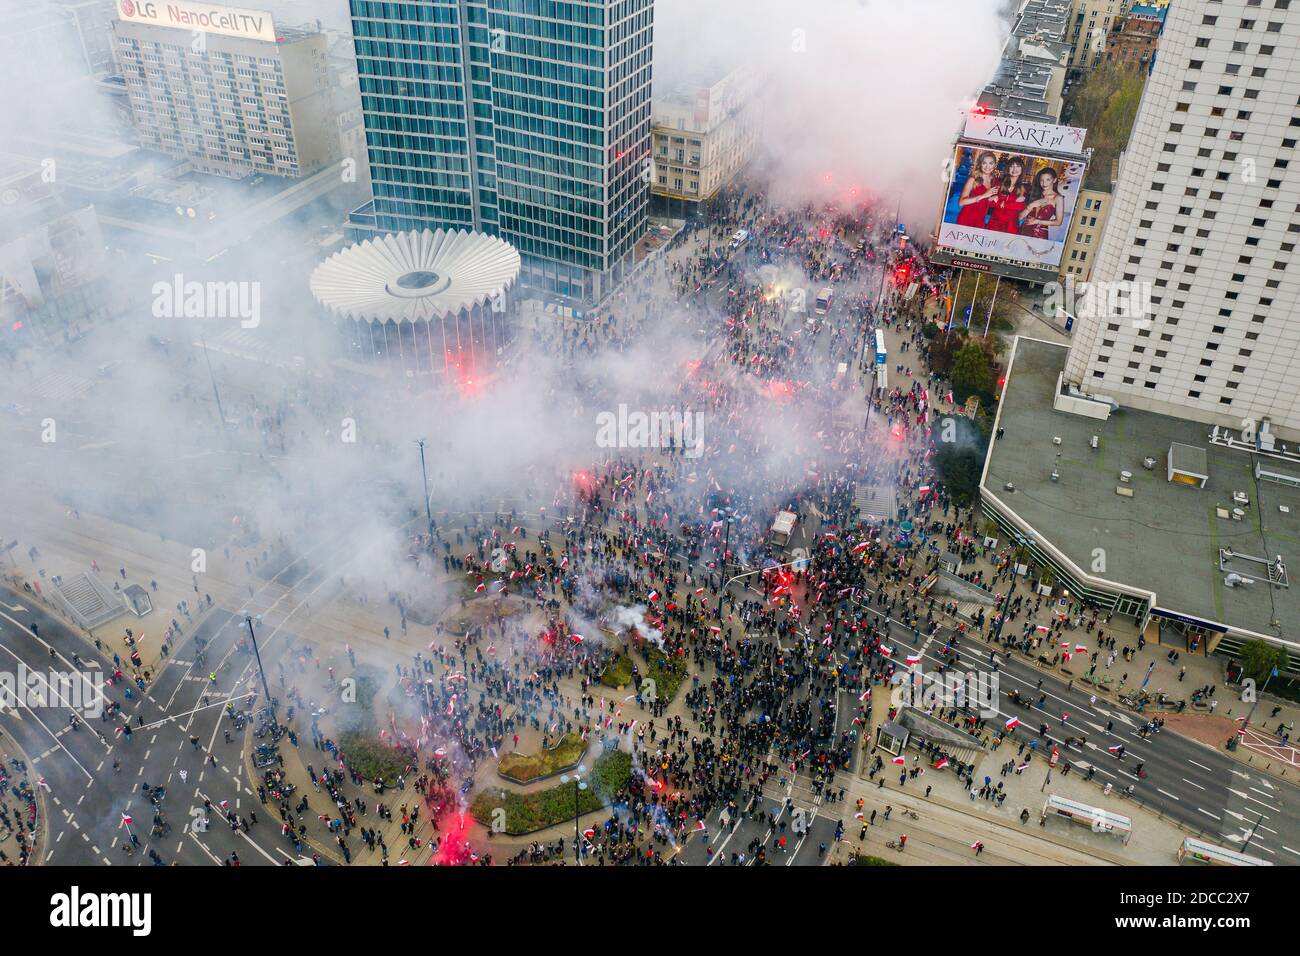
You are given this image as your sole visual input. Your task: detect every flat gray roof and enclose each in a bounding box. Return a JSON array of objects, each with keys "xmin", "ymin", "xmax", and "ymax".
[{"xmin": 983, "ymin": 338, "xmax": 1300, "ymax": 642}]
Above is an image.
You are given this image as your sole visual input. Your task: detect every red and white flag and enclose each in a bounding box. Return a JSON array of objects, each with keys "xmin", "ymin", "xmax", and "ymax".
[
  {"xmin": 933, "ymin": 757, "xmax": 949, "ymax": 769},
  {"xmin": 1005, "ymin": 716, "xmax": 1020, "ymax": 730},
  {"xmin": 905, "ymin": 653, "xmax": 921, "ymax": 666},
  {"xmin": 120, "ymin": 812, "xmax": 133, "ymax": 826},
  {"xmin": 892, "ymin": 755, "xmax": 906, "ymax": 765}
]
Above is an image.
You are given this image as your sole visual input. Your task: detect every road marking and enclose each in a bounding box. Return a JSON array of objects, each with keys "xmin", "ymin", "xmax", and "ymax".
[
  {"xmin": 1197, "ymin": 808, "xmax": 1220, "ymax": 820},
  {"xmin": 1156, "ymin": 788, "xmax": 1180, "ymax": 801},
  {"xmin": 1181, "ymin": 778, "xmax": 1206, "ymax": 790},
  {"xmin": 1188, "ymin": 759, "xmax": 1213, "ymax": 772},
  {"xmin": 1283, "ymin": 845, "xmax": 1300, "ymax": 858}
]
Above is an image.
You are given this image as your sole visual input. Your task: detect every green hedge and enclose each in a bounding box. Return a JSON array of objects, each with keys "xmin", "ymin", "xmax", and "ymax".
[
  {"xmin": 471, "ymin": 750, "xmax": 632, "ymax": 836},
  {"xmin": 338, "ymin": 731, "xmax": 411, "ymax": 782},
  {"xmin": 498, "ymin": 733, "xmax": 587, "ymax": 783}
]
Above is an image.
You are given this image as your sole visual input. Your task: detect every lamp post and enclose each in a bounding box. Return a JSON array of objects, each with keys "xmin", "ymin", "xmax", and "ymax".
[
  {"xmin": 415, "ymin": 439, "xmax": 434, "ymax": 540},
  {"xmin": 245, "ymin": 615, "xmax": 276, "ymax": 730},
  {"xmin": 559, "ymin": 766, "xmax": 588, "ymax": 864}
]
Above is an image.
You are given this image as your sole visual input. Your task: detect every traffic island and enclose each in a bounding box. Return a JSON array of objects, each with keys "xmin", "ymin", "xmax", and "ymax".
[
  {"xmin": 498, "ymin": 733, "xmax": 588, "ymax": 785},
  {"xmin": 470, "ymin": 749, "xmax": 632, "ymax": 836}
]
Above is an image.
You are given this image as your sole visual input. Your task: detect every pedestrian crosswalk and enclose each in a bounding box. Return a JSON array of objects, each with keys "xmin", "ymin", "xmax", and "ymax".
[{"xmin": 30, "ymin": 371, "xmax": 96, "ymax": 402}]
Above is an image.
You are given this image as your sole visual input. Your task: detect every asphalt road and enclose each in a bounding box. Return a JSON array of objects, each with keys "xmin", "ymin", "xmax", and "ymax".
[{"xmin": 857, "ymin": 590, "xmax": 1300, "ymax": 863}]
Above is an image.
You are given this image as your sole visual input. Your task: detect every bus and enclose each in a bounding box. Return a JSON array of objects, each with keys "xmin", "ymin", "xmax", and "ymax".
[
  {"xmin": 815, "ymin": 288, "xmax": 833, "ymax": 315},
  {"xmin": 1177, "ymin": 837, "xmax": 1272, "ymax": 866}
]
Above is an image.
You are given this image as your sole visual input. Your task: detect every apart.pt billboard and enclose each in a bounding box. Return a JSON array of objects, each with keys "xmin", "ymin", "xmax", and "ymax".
[{"xmin": 937, "ymin": 144, "xmax": 1087, "ymax": 270}]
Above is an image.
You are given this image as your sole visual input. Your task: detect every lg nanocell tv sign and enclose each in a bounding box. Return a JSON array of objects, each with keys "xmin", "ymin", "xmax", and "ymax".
[{"xmin": 116, "ymin": 0, "xmax": 277, "ymax": 43}]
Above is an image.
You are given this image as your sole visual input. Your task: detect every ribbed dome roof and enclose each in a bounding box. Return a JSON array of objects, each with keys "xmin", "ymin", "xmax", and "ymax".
[{"xmin": 310, "ymin": 228, "xmax": 520, "ymax": 324}]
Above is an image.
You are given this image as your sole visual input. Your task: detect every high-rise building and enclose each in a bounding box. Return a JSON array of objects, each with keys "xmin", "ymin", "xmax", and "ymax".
[
  {"xmin": 112, "ymin": 1, "xmax": 339, "ymax": 180},
  {"xmin": 1063, "ymin": 0, "xmax": 1300, "ymax": 437},
  {"xmin": 348, "ymin": 0, "xmax": 653, "ymax": 303}
]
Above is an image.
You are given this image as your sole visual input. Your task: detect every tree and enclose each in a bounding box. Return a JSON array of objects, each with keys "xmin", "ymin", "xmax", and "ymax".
[
  {"xmin": 932, "ymin": 415, "xmax": 989, "ymax": 507},
  {"xmin": 951, "ymin": 341, "xmax": 995, "ymax": 404},
  {"xmin": 1239, "ymin": 639, "xmax": 1290, "ymax": 685},
  {"xmin": 1067, "ymin": 64, "xmax": 1145, "ymax": 191}
]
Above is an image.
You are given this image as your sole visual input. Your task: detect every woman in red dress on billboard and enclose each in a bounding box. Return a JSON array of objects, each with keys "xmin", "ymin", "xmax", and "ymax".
[
  {"xmin": 1018, "ymin": 166, "xmax": 1064, "ymax": 240},
  {"xmin": 984, "ymin": 157, "xmax": 1030, "ymax": 234},
  {"xmin": 954, "ymin": 151, "xmax": 1000, "ymax": 229}
]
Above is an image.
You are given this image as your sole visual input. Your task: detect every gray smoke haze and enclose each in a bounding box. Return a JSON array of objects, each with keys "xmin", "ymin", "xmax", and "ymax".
[
  {"xmin": 655, "ymin": 0, "xmax": 1011, "ymax": 227},
  {"xmin": 0, "ymin": 0, "xmax": 1012, "ymax": 701}
]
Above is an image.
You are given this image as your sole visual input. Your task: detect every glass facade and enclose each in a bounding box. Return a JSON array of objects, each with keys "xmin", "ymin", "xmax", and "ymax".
[{"xmin": 350, "ymin": 0, "xmax": 652, "ymax": 302}]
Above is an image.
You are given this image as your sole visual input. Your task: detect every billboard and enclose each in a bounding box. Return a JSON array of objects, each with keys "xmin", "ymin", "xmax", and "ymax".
[
  {"xmin": 115, "ymin": 0, "xmax": 277, "ymax": 43},
  {"xmin": 936, "ymin": 144, "xmax": 1087, "ymax": 271},
  {"xmin": 963, "ymin": 113, "xmax": 1087, "ymax": 158}
]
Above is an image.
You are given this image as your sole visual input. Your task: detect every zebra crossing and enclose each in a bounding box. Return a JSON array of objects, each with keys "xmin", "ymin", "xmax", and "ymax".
[{"xmin": 29, "ymin": 371, "xmax": 96, "ymax": 403}]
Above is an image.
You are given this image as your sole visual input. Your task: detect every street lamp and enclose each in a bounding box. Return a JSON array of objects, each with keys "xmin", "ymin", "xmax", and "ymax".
[
  {"xmin": 415, "ymin": 439, "xmax": 434, "ymax": 540},
  {"xmin": 559, "ymin": 766, "xmax": 588, "ymax": 864},
  {"xmin": 245, "ymin": 615, "xmax": 277, "ymax": 730}
]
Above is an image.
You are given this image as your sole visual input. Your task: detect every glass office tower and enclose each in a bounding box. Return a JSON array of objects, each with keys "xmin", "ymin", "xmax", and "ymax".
[{"xmin": 350, "ymin": 0, "xmax": 652, "ymax": 303}]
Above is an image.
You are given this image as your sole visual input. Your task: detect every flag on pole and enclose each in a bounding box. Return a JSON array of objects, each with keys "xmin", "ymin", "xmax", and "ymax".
[
  {"xmin": 892, "ymin": 755, "xmax": 906, "ymax": 765},
  {"xmin": 905, "ymin": 653, "xmax": 921, "ymax": 666},
  {"xmin": 933, "ymin": 757, "xmax": 949, "ymax": 769},
  {"xmin": 121, "ymin": 813, "xmax": 133, "ymax": 826},
  {"xmin": 1005, "ymin": 716, "xmax": 1020, "ymax": 730}
]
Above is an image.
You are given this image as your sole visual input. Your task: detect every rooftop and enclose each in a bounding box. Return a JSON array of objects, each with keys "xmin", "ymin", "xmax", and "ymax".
[{"xmin": 983, "ymin": 337, "xmax": 1300, "ymax": 644}]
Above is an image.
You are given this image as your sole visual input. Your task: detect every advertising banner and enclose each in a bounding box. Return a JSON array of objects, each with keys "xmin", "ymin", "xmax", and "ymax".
[
  {"xmin": 116, "ymin": 0, "xmax": 277, "ymax": 44},
  {"xmin": 936, "ymin": 144, "xmax": 1087, "ymax": 270}
]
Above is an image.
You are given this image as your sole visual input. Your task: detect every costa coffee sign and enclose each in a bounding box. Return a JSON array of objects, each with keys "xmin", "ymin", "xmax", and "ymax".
[{"xmin": 116, "ymin": 0, "xmax": 277, "ymax": 43}]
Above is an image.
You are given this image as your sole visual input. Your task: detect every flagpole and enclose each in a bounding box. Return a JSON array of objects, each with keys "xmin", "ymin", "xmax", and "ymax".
[
  {"xmin": 967, "ymin": 274, "xmax": 982, "ymax": 329},
  {"xmin": 945, "ymin": 271, "xmax": 963, "ymax": 343},
  {"xmin": 982, "ymin": 275, "xmax": 1001, "ymax": 338}
]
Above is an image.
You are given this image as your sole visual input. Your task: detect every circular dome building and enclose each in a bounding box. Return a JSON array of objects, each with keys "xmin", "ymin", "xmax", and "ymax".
[{"xmin": 310, "ymin": 228, "xmax": 521, "ymax": 377}]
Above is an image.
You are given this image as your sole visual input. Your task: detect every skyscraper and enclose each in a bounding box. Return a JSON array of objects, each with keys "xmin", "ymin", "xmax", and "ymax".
[
  {"xmin": 1063, "ymin": 0, "xmax": 1300, "ymax": 436},
  {"xmin": 349, "ymin": 0, "xmax": 653, "ymax": 303}
]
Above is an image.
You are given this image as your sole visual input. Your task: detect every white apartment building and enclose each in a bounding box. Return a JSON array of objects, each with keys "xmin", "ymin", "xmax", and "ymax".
[
  {"xmin": 1063, "ymin": 0, "xmax": 1300, "ymax": 437},
  {"xmin": 111, "ymin": 4, "xmax": 336, "ymax": 179}
]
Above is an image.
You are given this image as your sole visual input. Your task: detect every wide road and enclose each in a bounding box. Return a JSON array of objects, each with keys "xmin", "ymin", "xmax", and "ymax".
[
  {"xmin": 0, "ymin": 530, "xmax": 359, "ymax": 866},
  {"xmin": 856, "ymin": 587, "xmax": 1300, "ymax": 863}
]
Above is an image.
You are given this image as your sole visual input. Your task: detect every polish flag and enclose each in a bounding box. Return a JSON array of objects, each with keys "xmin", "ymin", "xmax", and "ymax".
[
  {"xmin": 570, "ymin": 634, "xmax": 584, "ymax": 643},
  {"xmin": 474, "ymin": 582, "xmax": 485, "ymax": 592},
  {"xmin": 879, "ymin": 646, "xmax": 893, "ymax": 658},
  {"xmin": 1016, "ymin": 762, "xmax": 1028, "ymax": 771},
  {"xmin": 695, "ymin": 587, "xmax": 705, "ymax": 595},
  {"xmin": 121, "ymin": 813, "xmax": 133, "ymax": 826},
  {"xmin": 583, "ymin": 827, "xmax": 596, "ymax": 839},
  {"xmin": 851, "ymin": 541, "xmax": 870, "ymax": 553},
  {"xmin": 1108, "ymin": 745, "xmax": 1123, "ymax": 753},
  {"xmin": 434, "ymin": 747, "xmax": 447, "ymax": 758},
  {"xmin": 933, "ymin": 757, "xmax": 949, "ymax": 769},
  {"xmin": 854, "ymin": 812, "xmax": 865, "ymax": 819},
  {"xmin": 1005, "ymin": 716, "xmax": 1020, "ymax": 730},
  {"xmin": 905, "ymin": 653, "xmax": 921, "ymax": 666},
  {"xmin": 858, "ymin": 689, "xmax": 871, "ymax": 701},
  {"xmin": 648, "ymin": 590, "xmax": 659, "ymax": 602},
  {"xmin": 1035, "ymin": 624, "xmax": 1051, "ymax": 634},
  {"xmin": 1075, "ymin": 644, "xmax": 1088, "ymax": 653},
  {"xmin": 892, "ymin": 755, "xmax": 906, "ymax": 765},
  {"xmin": 697, "ymin": 820, "xmax": 707, "ymax": 831},
  {"xmin": 710, "ymin": 626, "xmax": 722, "ymax": 633}
]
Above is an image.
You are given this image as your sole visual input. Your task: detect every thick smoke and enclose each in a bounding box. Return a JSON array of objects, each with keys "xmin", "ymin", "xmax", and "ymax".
[{"xmin": 654, "ymin": 0, "xmax": 1011, "ymax": 226}]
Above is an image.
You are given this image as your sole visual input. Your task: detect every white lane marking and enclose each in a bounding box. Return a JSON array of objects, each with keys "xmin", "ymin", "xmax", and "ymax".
[
  {"xmin": 1157, "ymin": 788, "xmax": 1180, "ymax": 801},
  {"xmin": 1181, "ymin": 778, "xmax": 1206, "ymax": 790},
  {"xmin": 1196, "ymin": 808, "xmax": 1220, "ymax": 820}
]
